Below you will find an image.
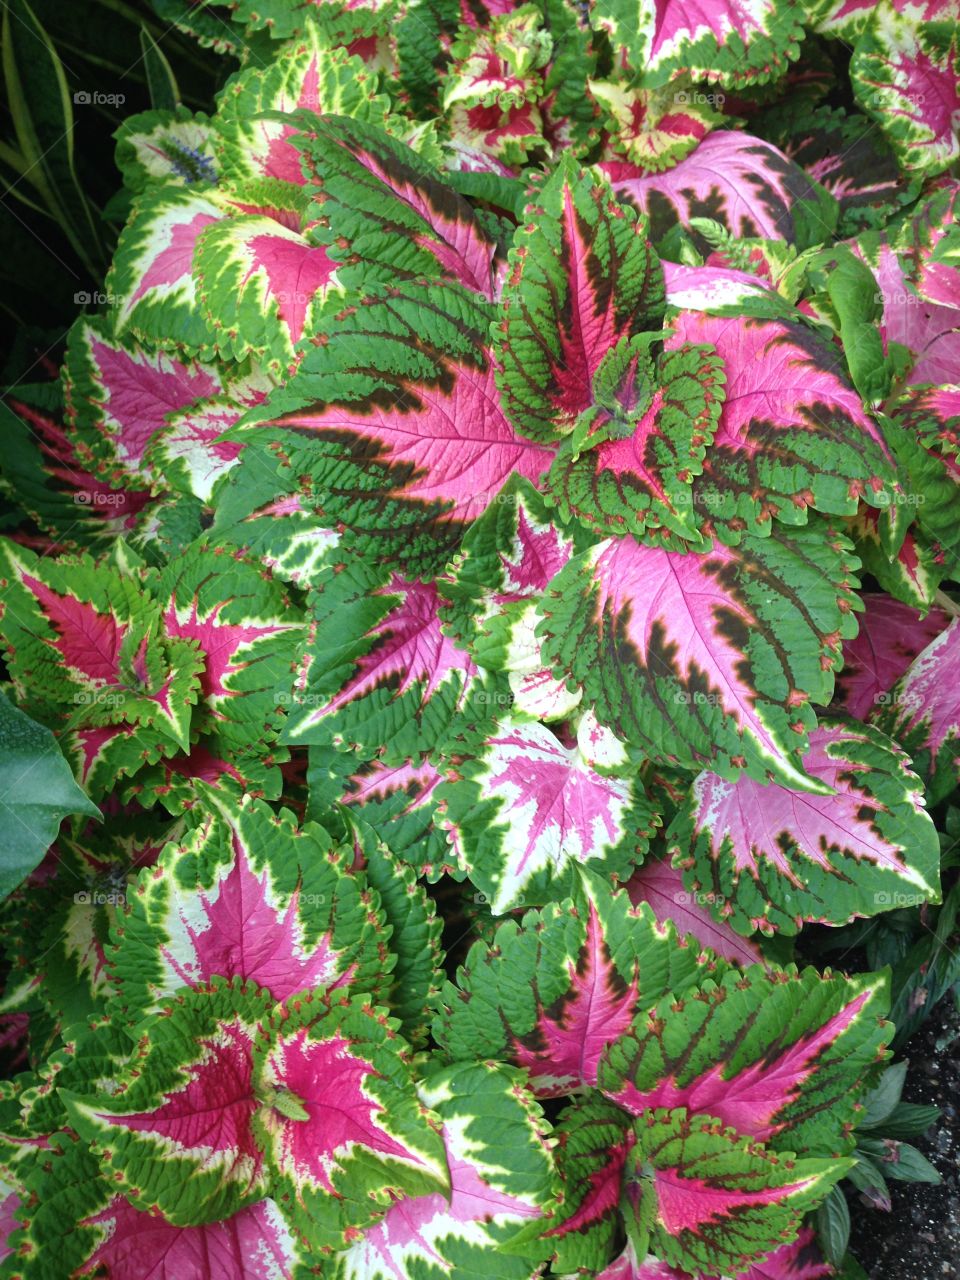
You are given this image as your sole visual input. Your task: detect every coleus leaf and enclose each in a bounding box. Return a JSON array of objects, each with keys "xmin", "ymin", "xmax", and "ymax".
[
  {"xmin": 434, "ymin": 870, "xmax": 718, "ymax": 1098},
  {"xmin": 872, "ymin": 617, "xmax": 960, "ymax": 804},
  {"xmin": 597, "ymin": 965, "xmax": 889, "ymax": 1156},
  {"xmin": 541, "ymin": 1093, "xmax": 633, "ymax": 1272},
  {"xmin": 439, "ymin": 473, "xmax": 582, "ymax": 716},
  {"xmin": 859, "ymin": 232, "xmax": 960, "ymax": 389},
  {"xmin": 621, "ymin": 1108, "xmax": 849, "ymax": 1276},
  {"xmin": 588, "ymin": 0, "xmax": 804, "ymax": 88},
  {"xmin": 193, "ymin": 205, "xmax": 343, "ymax": 375},
  {"xmin": 850, "ymin": 506, "xmax": 944, "ymax": 612},
  {"xmin": 538, "ymin": 520, "xmax": 860, "ymax": 792},
  {"xmin": 439, "ymin": 473, "xmax": 578, "ymax": 647},
  {"xmin": 32, "ymin": 819, "xmax": 172, "ymax": 1027},
  {"xmin": 662, "ymin": 260, "xmax": 775, "ymax": 311},
  {"xmin": 623, "ymin": 857, "xmax": 763, "ymax": 968},
  {"xmin": 0, "ymin": 540, "xmax": 202, "ymax": 755},
  {"xmin": 331, "ymin": 1061, "xmax": 557, "ymax": 1279},
  {"xmin": 210, "ymin": 441, "xmax": 343, "ymax": 587},
  {"xmin": 79, "ymin": 1195, "xmax": 305, "ymax": 1280},
  {"xmin": 0, "ymin": 691, "xmax": 101, "ymax": 903},
  {"xmin": 604, "ymin": 133, "xmax": 838, "ymax": 254},
  {"xmin": 886, "ymin": 385, "xmax": 960, "ymax": 574},
  {"xmin": 597, "ymin": 1224, "xmax": 833, "ymax": 1278},
  {"xmin": 437, "ymin": 717, "xmax": 659, "ymax": 913},
  {"xmin": 109, "ymin": 787, "xmax": 390, "ymax": 1016},
  {"xmin": 590, "ymin": 80, "xmax": 723, "ymax": 174},
  {"xmin": 232, "ymin": 280, "xmax": 553, "ymax": 554},
  {"xmin": 64, "ymin": 979, "xmax": 276, "ymax": 1225},
  {"xmin": 230, "ymin": 0, "xmax": 402, "ymax": 42},
  {"xmin": 345, "ymin": 813, "xmax": 443, "ymax": 1047},
  {"xmin": 667, "ymin": 719, "xmax": 941, "ymax": 937},
  {"xmin": 215, "ymin": 36, "xmax": 391, "ymax": 185},
  {"xmin": 337, "ymin": 755, "xmax": 453, "ymax": 878},
  {"xmin": 156, "ymin": 543, "xmax": 305, "ymax": 774},
  {"xmin": 545, "ymin": 336, "xmax": 725, "ymax": 547},
  {"xmin": 666, "ymin": 308, "xmax": 897, "ymax": 538},
  {"xmin": 851, "ymin": 0, "xmax": 960, "ymax": 176},
  {"xmin": 107, "ymin": 186, "xmax": 223, "ymax": 355},
  {"xmin": 280, "ymin": 552, "xmax": 479, "ymax": 763},
  {"xmin": 294, "ymin": 113, "xmax": 499, "ymax": 296},
  {"xmin": 833, "ymin": 591, "xmax": 949, "ymax": 720},
  {"xmin": 494, "ymin": 153, "xmax": 666, "ymax": 445},
  {"xmin": 0, "ymin": 397, "xmax": 155, "ymax": 549},
  {"xmin": 441, "ymin": 7, "xmax": 551, "ymax": 166},
  {"xmin": 251, "ymin": 990, "xmax": 449, "ymax": 1248},
  {"xmin": 15, "ymin": 1016, "xmax": 137, "ymax": 1140},
  {"xmin": 760, "ymin": 101, "xmax": 917, "ymax": 237},
  {"xmin": 1, "ymin": 1132, "xmax": 308, "ymax": 1280},
  {"xmin": 63, "ymin": 313, "xmax": 224, "ymax": 485}
]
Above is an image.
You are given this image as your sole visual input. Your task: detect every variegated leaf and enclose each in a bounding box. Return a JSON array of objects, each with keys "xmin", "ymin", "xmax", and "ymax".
[
  {"xmin": 438, "ymin": 718, "xmax": 658, "ymax": 913},
  {"xmin": 434, "ymin": 870, "xmax": 717, "ymax": 1097},
  {"xmin": 495, "ymin": 154, "xmax": 665, "ymax": 445},
  {"xmin": 539, "ymin": 522, "xmax": 860, "ymax": 792},
  {"xmin": 667, "ymin": 719, "xmax": 941, "ymax": 936}
]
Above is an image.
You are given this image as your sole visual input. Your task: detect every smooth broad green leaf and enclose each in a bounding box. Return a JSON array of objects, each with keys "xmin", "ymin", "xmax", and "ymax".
[
  {"xmin": 870, "ymin": 1101, "xmax": 941, "ymax": 1142},
  {"xmin": 884, "ymin": 1142, "xmax": 942, "ymax": 1184},
  {"xmin": 858, "ymin": 1061, "xmax": 907, "ymax": 1128},
  {"xmin": 816, "ymin": 1184, "xmax": 851, "ymax": 1267},
  {"xmin": 0, "ymin": 690, "xmax": 101, "ymax": 900}
]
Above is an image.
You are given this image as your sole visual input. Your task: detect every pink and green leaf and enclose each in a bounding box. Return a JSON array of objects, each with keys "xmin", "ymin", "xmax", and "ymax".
[
  {"xmin": 251, "ymin": 991, "xmax": 449, "ymax": 1248},
  {"xmin": 495, "ymin": 154, "xmax": 665, "ymax": 445},
  {"xmin": 64, "ymin": 979, "xmax": 276, "ymax": 1225},
  {"xmin": 109, "ymin": 786, "xmax": 390, "ymax": 1015},
  {"xmin": 546, "ymin": 337, "xmax": 726, "ymax": 547},
  {"xmin": 833, "ymin": 591, "xmax": 949, "ymax": 720},
  {"xmin": 539, "ymin": 522, "xmax": 861, "ymax": 791},
  {"xmin": 666, "ymin": 309, "xmax": 897, "ymax": 537},
  {"xmin": 437, "ymin": 718, "xmax": 658, "ymax": 913},
  {"xmin": 107, "ymin": 186, "xmax": 223, "ymax": 354},
  {"xmin": 215, "ymin": 38, "xmax": 390, "ymax": 185},
  {"xmin": 667, "ymin": 719, "xmax": 941, "ymax": 936},
  {"xmin": 434, "ymin": 870, "xmax": 717, "ymax": 1098},
  {"xmin": 598, "ymin": 964, "xmax": 889, "ymax": 1156},
  {"xmin": 0, "ymin": 540, "xmax": 202, "ymax": 753},
  {"xmin": 624, "ymin": 857, "xmax": 763, "ymax": 968},
  {"xmin": 589, "ymin": 0, "xmax": 804, "ymax": 88},
  {"xmin": 232, "ymin": 281, "xmax": 553, "ymax": 559},
  {"xmin": 332, "ymin": 1061, "xmax": 557, "ymax": 1278},
  {"xmin": 294, "ymin": 113, "xmax": 499, "ymax": 296},
  {"xmin": 872, "ymin": 616, "xmax": 960, "ymax": 804},
  {"xmin": 604, "ymin": 133, "xmax": 838, "ymax": 253},
  {"xmin": 623, "ymin": 1109, "xmax": 849, "ymax": 1276},
  {"xmin": 280, "ymin": 553, "xmax": 479, "ymax": 763},
  {"xmin": 851, "ymin": 3, "xmax": 960, "ymax": 176}
]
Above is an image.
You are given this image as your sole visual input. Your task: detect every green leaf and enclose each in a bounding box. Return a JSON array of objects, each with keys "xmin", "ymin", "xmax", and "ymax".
[
  {"xmin": 874, "ymin": 1102, "xmax": 941, "ymax": 1142},
  {"xmin": 859, "ymin": 1062, "xmax": 908, "ymax": 1128},
  {"xmin": 816, "ymin": 1184, "xmax": 851, "ymax": 1267},
  {"xmin": 1, "ymin": 0, "xmax": 103, "ymax": 276},
  {"xmin": 885, "ymin": 1142, "xmax": 941, "ymax": 1184},
  {"xmin": 139, "ymin": 26, "xmax": 180, "ymax": 112},
  {"xmin": 0, "ymin": 689, "xmax": 101, "ymax": 901}
]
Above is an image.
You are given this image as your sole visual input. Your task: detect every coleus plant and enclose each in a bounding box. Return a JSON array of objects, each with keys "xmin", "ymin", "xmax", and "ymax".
[{"xmin": 0, "ymin": 1, "xmax": 958, "ymax": 1278}]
